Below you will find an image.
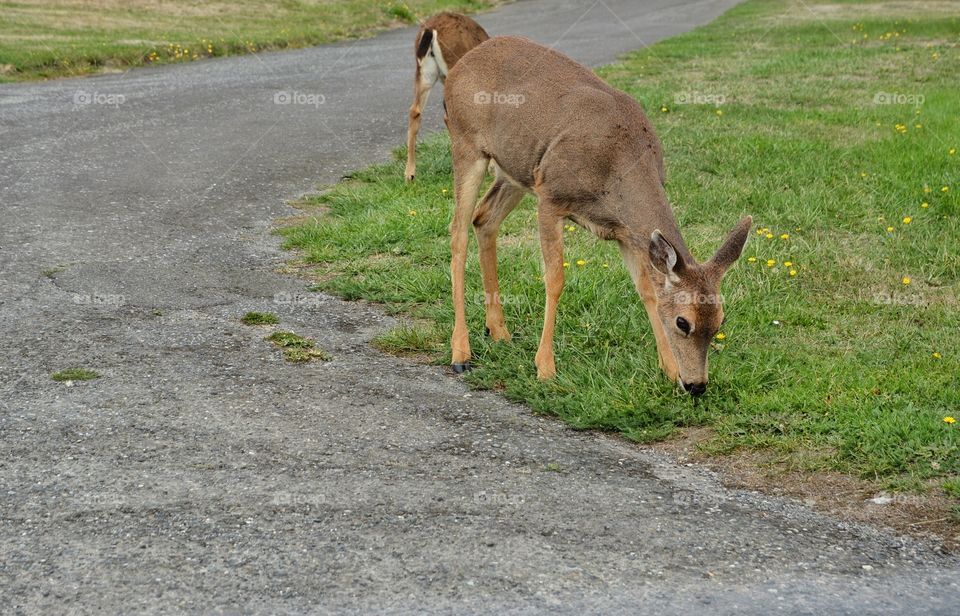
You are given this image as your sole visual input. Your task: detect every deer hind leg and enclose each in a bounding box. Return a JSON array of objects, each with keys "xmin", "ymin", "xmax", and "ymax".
[
  {"xmin": 449, "ymin": 153, "xmax": 489, "ymax": 372},
  {"xmin": 534, "ymin": 203, "xmax": 565, "ymax": 380},
  {"xmin": 405, "ymin": 66, "xmax": 436, "ymax": 183},
  {"xmin": 473, "ymin": 174, "xmax": 525, "ymax": 341}
]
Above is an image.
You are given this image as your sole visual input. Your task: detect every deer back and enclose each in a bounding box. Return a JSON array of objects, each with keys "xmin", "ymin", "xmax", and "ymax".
[{"xmin": 445, "ymin": 36, "xmax": 683, "ymax": 252}]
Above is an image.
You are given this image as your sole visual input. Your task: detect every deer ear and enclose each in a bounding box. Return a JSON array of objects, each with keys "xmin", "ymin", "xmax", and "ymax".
[
  {"xmin": 648, "ymin": 229, "xmax": 684, "ymax": 280},
  {"xmin": 710, "ymin": 215, "xmax": 753, "ymax": 273}
]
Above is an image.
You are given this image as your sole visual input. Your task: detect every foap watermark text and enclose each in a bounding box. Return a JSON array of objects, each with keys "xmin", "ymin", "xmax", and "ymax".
[
  {"xmin": 73, "ymin": 90, "xmax": 126, "ymax": 107},
  {"xmin": 473, "ymin": 90, "xmax": 525, "ymax": 107},
  {"xmin": 274, "ymin": 90, "xmax": 326, "ymax": 108}
]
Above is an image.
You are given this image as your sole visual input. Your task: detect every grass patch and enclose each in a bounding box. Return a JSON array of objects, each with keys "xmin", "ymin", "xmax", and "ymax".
[
  {"xmin": 51, "ymin": 367, "xmax": 99, "ymax": 381},
  {"xmin": 241, "ymin": 311, "xmax": 280, "ymax": 326},
  {"xmin": 266, "ymin": 330, "xmax": 332, "ymax": 363},
  {"xmin": 373, "ymin": 322, "xmax": 445, "ymax": 355},
  {"xmin": 280, "ymin": 0, "xmax": 960, "ymax": 505},
  {"xmin": 0, "ymin": 0, "xmax": 501, "ymax": 82},
  {"xmin": 266, "ymin": 331, "xmax": 313, "ymax": 348}
]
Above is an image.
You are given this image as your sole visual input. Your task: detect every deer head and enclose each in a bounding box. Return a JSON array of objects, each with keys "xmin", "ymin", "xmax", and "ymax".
[{"xmin": 647, "ymin": 216, "xmax": 752, "ymax": 396}]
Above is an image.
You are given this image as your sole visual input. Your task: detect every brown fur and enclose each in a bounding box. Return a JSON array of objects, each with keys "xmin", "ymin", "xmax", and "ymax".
[
  {"xmin": 443, "ymin": 36, "xmax": 751, "ymax": 394},
  {"xmin": 404, "ymin": 12, "xmax": 489, "ymax": 182}
]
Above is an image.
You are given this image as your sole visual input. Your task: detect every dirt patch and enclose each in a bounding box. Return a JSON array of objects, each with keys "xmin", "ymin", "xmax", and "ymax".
[
  {"xmin": 804, "ymin": 1, "xmax": 960, "ymax": 19},
  {"xmin": 651, "ymin": 426, "xmax": 960, "ymax": 551},
  {"xmin": 16, "ymin": 0, "xmax": 244, "ymax": 19}
]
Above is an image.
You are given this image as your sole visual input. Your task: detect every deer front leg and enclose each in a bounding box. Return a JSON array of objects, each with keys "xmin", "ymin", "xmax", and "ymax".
[
  {"xmin": 618, "ymin": 244, "xmax": 680, "ymax": 383},
  {"xmin": 405, "ymin": 73, "xmax": 433, "ymax": 183},
  {"xmin": 637, "ymin": 271, "xmax": 680, "ymax": 383},
  {"xmin": 449, "ymin": 156, "xmax": 489, "ymax": 373},
  {"xmin": 535, "ymin": 207, "xmax": 565, "ymax": 380},
  {"xmin": 473, "ymin": 177, "xmax": 524, "ymax": 341}
]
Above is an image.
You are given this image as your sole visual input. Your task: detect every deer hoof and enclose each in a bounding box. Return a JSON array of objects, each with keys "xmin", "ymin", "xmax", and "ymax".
[{"xmin": 451, "ymin": 361, "xmax": 472, "ymax": 374}]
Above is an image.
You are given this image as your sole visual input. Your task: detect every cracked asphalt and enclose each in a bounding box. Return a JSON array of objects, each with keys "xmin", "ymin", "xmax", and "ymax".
[{"xmin": 1, "ymin": 0, "xmax": 958, "ymax": 613}]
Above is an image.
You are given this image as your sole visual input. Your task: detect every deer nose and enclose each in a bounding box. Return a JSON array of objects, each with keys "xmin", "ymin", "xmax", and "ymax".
[{"xmin": 683, "ymin": 382, "xmax": 707, "ymax": 397}]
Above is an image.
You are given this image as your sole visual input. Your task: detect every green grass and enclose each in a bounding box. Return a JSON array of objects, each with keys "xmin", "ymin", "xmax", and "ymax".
[
  {"xmin": 41, "ymin": 265, "xmax": 65, "ymax": 278},
  {"xmin": 280, "ymin": 0, "xmax": 960, "ymax": 499},
  {"xmin": 51, "ymin": 368, "xmax": 99, "ymax": 382},
  {"xmin": 241, "ymin": 311, "xmax": 280, "ymax": 326},
  {"xmin": 0, "ymin": 0, "xmax": 500, "ymax": 82},
  {"xmin": 267, "ymin": 331, "xmax": 313, "ymax": 348},
  {"xmin": 266, "ymin": 331, "xmax": 332, "ymax": 363}
]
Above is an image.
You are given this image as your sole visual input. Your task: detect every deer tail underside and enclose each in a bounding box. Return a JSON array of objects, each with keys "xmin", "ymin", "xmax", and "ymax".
[{"xmin": 416, "ymin": 29, "xmax": 434, "ymax": 62}]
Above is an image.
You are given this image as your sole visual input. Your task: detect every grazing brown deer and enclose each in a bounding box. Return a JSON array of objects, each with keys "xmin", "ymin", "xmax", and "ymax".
[
  {"xmin": 442, "ymin": 37, "xmax": 751, "ymax": 396},
  {"xmin": 405, "ymin": 12, "xmax": 489, "ymax": 183}
]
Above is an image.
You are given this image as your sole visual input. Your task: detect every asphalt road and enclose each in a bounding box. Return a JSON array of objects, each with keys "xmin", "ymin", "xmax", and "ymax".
[{"xmin": 1, "ymin": 0, "xmax": 958, "ymax": 613}]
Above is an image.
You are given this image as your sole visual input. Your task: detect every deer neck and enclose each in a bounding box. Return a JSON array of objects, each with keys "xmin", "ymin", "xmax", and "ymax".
[{"xmin": 613, "ymin": 168, "xmax": 695, "ymax": 267}]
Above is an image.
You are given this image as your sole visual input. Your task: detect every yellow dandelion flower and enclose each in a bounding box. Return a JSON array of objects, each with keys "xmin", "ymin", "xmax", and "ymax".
[
  {"xmin": 923, "ymin": 186, "xmax": 932, "ymax": 194},
  {"xmin": 932, "ymin": 352, "xmax": 942, "ymax": 359},
  {"xmin": 747, "ymin": 256, "xmax": 757, "ymax": 263},
  {"xmin": 860, "ymin": 172, "xmax": 868, "ymax": 178},
  {"xmin": 789, "ymin": 269, "xmax": 797, "ymax": 276},
  {"xmin": 950, "ymin": 148, "xmax": 956, "ymax": 155},
  {"xmin": 780, "ymin": 233, "xmax": 789, "ymax": 240},
  {"xmin": 408, "ymin": 210, "xmax": 417, "ymax": 216},
  {"xmin": 915, "ymin": 124, "xmax": 923, "ymax": 129},
  {"xmin": 921, "ymin": 202, "xmax": 929, "ymax": 209},
  {"xmin": 766, "ymin": 259, "xmax": 776, "ymax": 267},
  {"xmin": 765, "ymin": 233, "xmax": 774, "ymax": 239},
  {"xmin": 886, "ymin": 226, "xmax": 895, "ymax": 232},
  {"xmin": 942, "ymin": 186, "xmax": 950, "ymax": 192},
  {"xmin": 575, "ymin": 259, "xmax": 586, "ymax": 266},
  {"xmin": 562, "ymin": 262, "xmax": 570, "ymax": 268},
  {"xmin": 715, "ymin": 109, "xmax": 723, "ymax": 116},
  {"xmin": 902, "ymin": 216, "xmax": 912, "ymax": 224},
  {"xmin": 602, "ymin": 263, "xmax": 609, "ymax": 268},
  {"xmin": 715, "ymin": 332, "xmax": 726, "ymax": 341},
  {"xmin": 441, "ymin": 188, "xmax": 448, "ymax": 194},
  {"xmin": 944, "ymin": 417, "xmax": 956, "ymax": 424},
  {"xmin": 783, "ymin": 261, "xmax": 793, "ymax": 267},
  {"xmin": 661, "ymin": 106, "xmax": 669, "ymax": 113},
  {"xmin": 902, "ymin": 276, "xmax": 911, "ymax": 285}
]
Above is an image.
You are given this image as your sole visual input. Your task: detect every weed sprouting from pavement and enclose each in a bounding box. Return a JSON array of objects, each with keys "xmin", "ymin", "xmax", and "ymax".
[
  {"xmin": 266, "ymin": 331, "xmax": 332, "ymax": 363},
  {"xmin": 242, "ymin": 311, "xmax": 280, "ymax": 325},
  {"xmin": 52, "ymin": 368, "xmax": 100, "ymax": 382}
]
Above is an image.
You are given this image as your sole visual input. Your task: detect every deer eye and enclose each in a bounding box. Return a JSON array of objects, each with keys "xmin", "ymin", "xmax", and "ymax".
[{"xmin": 676, "ymin": 316, "xmax": 691, "ymax": 334}]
